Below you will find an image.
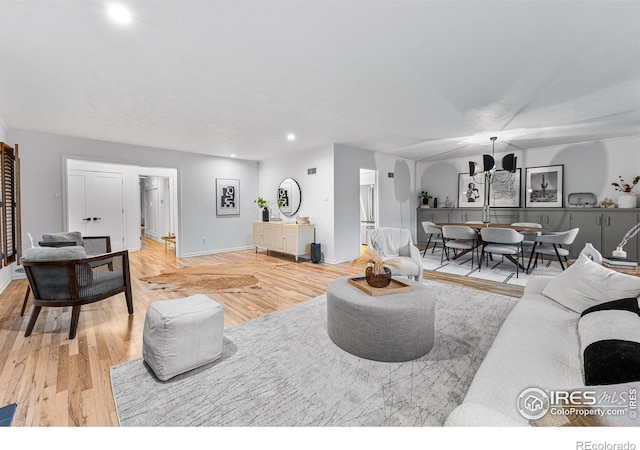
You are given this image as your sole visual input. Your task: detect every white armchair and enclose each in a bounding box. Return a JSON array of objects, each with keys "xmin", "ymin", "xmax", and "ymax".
[{"xmin": 367, "ymin": 227, "xmax": 423, "ymax": 282}]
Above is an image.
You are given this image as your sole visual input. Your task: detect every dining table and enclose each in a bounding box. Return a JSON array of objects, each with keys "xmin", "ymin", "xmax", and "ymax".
[{"xmin": 435, "ymin": 222, "xmax": 544, "ymax": 271}]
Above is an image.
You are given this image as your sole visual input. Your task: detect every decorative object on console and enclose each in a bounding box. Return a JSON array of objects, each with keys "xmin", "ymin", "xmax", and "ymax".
[
  {"xmin": 525, "ymin": 165, "xmax": 564, "ymax": 208},
  {"xmin": 420, "ymin": 191, "xmax": 432, "ymax": 207},
  {"xmin": 612, "ymin": 222, "xmax": 640, "ymax": 259},
  {"xmin": 611, "ymin": 175, "xmax": 639, "ymax": 209},
  {"xmin": 349, "ymin": 247, "xmax": 399, "ymax": 288},
  {"xmin": 599, "ymin": 198, "xmax": 615, "ymax": 208},
  {"xmin": 579, "ymin": 243, "xmax": 603, "ymax": 264},
  {"xmin": 216, "ymin": 178, "xmax": 240, "ymax": 216},
  {"xmin": 254, "ymin": 196, "xmax": 270, "ymax": 222},
  {"xmin": 567, "ymin": 192, "xmax": 596, "ymax": 208},
  {"xmin": 295, "ymin": 215, "xmax": 310, "ymax": 224}
]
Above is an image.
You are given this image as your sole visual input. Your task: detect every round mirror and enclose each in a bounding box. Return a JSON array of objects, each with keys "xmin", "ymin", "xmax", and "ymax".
[{"xmin": 277, "ymin": 178, "xmax": 301, "ymax": 216}]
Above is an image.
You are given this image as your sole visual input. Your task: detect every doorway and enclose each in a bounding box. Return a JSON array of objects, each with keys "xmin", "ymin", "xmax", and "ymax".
[
  {"xmin": 140, "ymin": 175, "xmax": 174, "ymax": 241},
  {"xmin": 359, "ymin": 169, "xmax": 377, "ymax": 246},
  {"xmin": 65, "ymin": 159, "xmax": 178, "ymax": 254}
]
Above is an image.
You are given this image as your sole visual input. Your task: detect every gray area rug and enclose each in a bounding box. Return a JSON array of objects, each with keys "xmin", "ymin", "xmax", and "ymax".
[{"xmin": 110, "ymin": 281, "xmax": 517, "ymax": 426}]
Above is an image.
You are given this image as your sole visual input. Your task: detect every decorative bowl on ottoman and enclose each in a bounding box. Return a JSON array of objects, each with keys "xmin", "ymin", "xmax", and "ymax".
[{"xmin": 365, "ymin": 266, "xmax": 392, "ymax": 288}]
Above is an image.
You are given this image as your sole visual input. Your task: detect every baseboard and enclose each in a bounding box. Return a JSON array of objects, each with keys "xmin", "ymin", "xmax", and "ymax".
[
  {"xmin": 0, "ymin": 277, "xmax": 11, "ymax": 295},
  {"xmin": 181, "ymin": 245, "xmax": 254, "ymax": 258}
]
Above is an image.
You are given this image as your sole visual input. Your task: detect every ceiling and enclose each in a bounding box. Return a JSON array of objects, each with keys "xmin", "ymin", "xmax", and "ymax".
[{"xmin": 1, "ymin": 1, "xmax": 639, "ymax": 162}]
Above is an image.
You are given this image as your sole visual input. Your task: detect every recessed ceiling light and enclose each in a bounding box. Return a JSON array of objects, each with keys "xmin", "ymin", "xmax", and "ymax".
[
  {"xmin": 108, "ymin": 4, "xmax": 132, "ymax": 24},
  {"xmin": 287, "ymin": 134, "xmax": 296, "ymax": 141},
  {"xmin": 230, "ymin": 154, "xmax": 236, "ymax": 158}
]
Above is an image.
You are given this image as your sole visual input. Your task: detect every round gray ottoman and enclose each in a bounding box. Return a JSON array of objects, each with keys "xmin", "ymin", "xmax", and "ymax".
[{"xmin": 326, "ymin": 276, "xmax": 435, "ymax": 362}]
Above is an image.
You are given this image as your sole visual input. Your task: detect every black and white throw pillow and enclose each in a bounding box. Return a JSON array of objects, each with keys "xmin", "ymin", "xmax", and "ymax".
[{"xmin": 578, "ymin": 298, "xmax": 640, "ymax": 386}]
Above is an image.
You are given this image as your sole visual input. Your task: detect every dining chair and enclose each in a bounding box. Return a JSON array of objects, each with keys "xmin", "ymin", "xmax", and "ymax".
[
  {"xmin": 421, "ymin": 221, "xmax": 443, "ymax": 256},
  {"xmin": 510, "ymin": 222, "xmax": 542, "ymax": 249},
  {"xmin": 441, "ymin": 225, "xmax": 478, "ymax": 269},
  {"xmin": 479, "ymin": 227, "xmax": 525, "ymax": 277},
  {"xmin": 526, "ymin": 228, "xmax": 580, "ymax": 273}
]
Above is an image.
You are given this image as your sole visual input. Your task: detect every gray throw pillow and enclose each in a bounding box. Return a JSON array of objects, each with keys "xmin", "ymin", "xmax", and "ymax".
[
  {"xmin": 23, "ymin": 246, "xmax": 92, "ymax": 287},
  {"xmin": 41, "ymin": 231, "xmax": 84, "ymax": 247}
]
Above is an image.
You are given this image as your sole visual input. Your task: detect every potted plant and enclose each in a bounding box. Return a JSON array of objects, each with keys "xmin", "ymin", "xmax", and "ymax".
[
  {"xmin": 611, "ymin": 175, "xmax": 640, "ymax": 209},
  {"xmin": 349, "ymin": 247, "xmax": 400, "ymax": 288},
  {"xmin": 254, "ymin": 196, "xmax": 270, "ymax": 222},
  {"xmin": 420, "ymin": 191, "xmax": 432, "ymax": 207}
]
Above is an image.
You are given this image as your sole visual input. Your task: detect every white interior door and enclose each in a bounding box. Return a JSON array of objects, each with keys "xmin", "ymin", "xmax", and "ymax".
[{"xmin": 68, "ymin": 169, "xmax": 125, "ymax": 251}]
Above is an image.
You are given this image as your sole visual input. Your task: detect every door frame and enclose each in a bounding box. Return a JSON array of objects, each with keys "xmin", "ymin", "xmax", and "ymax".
[{"xmin": 62, "ymin": 155, "xmax": 179, "ymax": 255}]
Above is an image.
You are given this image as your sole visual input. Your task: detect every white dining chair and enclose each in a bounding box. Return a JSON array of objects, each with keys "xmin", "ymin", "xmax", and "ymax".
[
  {"xmin": 421, "ymin": 221, "xmax": 443, "ymax": 256},
  {"xmin": 526, "ymin": 228, "xmax": 580, "ymax": 273},
  {"xmin": 479, "ymin": 227, "xmax": 525, "ymax": 277},
  {"xmin": 441, "ymin": 225, "xmax": 478, "ymax": 269}
]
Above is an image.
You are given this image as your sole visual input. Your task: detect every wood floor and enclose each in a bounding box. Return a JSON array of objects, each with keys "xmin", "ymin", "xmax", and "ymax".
[{"xmin": 0, "ymin": 238, "xmax": 523, "ymax": 426}]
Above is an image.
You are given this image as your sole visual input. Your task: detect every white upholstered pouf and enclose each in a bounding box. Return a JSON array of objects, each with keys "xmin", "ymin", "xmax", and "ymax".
[{"xmin": 142, "ymin": 294, "xmax": 224, "ymax": 381}]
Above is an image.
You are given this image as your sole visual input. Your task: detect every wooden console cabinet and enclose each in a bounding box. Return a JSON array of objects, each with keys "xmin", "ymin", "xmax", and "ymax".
[{"xmin": 252, "ymin": 222, "xmax": 315, "ymax": 261}]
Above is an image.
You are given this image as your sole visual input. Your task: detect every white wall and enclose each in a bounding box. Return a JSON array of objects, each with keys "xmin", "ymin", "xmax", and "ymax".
[
  {"xmin": 334, "ymin": 146, "xmax": 417, "ymax": 263},
  {"xmin": 258, "ymin": 144, "xmax": 418, "ymax": 264},
  {"xmin": 417, "ymin": 136, "xmax": 640, "ymax": 212},
  {"xmin": 10, "ymin": 130, "xmax": 259, "ymax": 258},
  {"xmin": 258, "ymin": 145, "xmax": 335, "ymax": 261}
]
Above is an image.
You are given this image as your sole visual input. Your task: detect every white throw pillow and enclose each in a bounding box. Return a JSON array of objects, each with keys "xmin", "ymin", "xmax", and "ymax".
[{"xmin": 541, "ymin": 254, "xmax": 640, "ymax": 313}]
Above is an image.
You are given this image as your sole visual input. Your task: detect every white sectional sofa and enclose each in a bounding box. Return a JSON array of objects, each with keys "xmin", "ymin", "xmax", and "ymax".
[{"xmin": 445, "ymin": 255, "xmax": 640, "ymax": 426}]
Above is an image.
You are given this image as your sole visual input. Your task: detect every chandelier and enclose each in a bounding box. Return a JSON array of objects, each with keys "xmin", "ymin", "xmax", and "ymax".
[
  {"xmin": 467, "ymin": 137, "xmax": 518, "ymax": 224},
  {"xmin": 469, "ymin": 137, "xmax": 517, "ymax": 184}
]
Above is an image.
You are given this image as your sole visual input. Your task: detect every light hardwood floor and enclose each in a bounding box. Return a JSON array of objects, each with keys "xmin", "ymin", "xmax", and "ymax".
[{"xmin": 0, "ymin": 238, "xmax": 523, "ymax": 426}]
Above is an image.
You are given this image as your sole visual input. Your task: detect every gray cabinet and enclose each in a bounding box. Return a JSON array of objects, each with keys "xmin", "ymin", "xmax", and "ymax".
[
  {"xmin": 489, "ymin": 208, "xmax": 521, "ymax": 224},
  {"xmin": 569, "ymin": 210, "xmax": 602, "ymax": 258},
  {"xmin": 603, "ymin": 211, "xmax": 638, "ymax": 262},
  {"xmin": 567, "ymin": 210, "xmax": 639, "ymax": 262},
  {"xmin": 524, "ymin": 209, "xmax": 571, "ymax": 232}
]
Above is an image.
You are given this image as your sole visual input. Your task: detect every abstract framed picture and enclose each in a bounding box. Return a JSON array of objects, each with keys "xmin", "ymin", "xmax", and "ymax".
[
  {"xmin": 216, "ymin": 178, "xmax": 240, "ymax": 216},
  {"xmin": 457, "ymin": 173, "xmax": 485, "ymax": 208},
  {"xmin": 525, "ymin": 165, "xmax": 564, "ymax": 208},
  {"xmin": 489, "ymin": 168, "xmax": 521, "ymax": 208}
]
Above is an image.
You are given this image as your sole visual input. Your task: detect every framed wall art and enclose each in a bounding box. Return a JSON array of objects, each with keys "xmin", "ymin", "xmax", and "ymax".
[
  {"xmin": 457, "ymin": 173, "xmax": 485, "ymax": 208},
  {"xmin": 489, "ymin": 168, "xmax": 521, "ymax": 208},
  {"xmin": 525, "ymin": 165, "xmax": 564, "ymax": 208},
  {"xmin": 216, "ymin": 178, "xmax": 240, "ymax": 216}
]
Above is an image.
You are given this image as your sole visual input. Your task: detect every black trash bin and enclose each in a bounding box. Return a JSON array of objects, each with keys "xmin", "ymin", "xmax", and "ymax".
[{"xmin": 310, "ymin": 243, "xmax": 321, "ymax": 264}]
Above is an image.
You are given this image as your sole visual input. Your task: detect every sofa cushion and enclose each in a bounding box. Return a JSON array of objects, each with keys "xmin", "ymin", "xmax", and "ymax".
[
  {"xmin": 578, "ymin": 298, "xmax": 640, "ymax": 386},
  {"xmin": 541, "ymin": 254, "xmax": 640, "ymax": 313}
]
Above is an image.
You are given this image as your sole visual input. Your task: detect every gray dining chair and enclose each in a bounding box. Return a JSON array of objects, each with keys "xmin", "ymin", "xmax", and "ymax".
[
  {"xmin": 421, "ymin": 221, "xmax": 443, "ymax": 256},
  {"xmin": 526, "ymin": 228, "xmax": 580, "ymax": 273},
  {"xmin": 479, "ymin": 227, "xmax": 525, "ymax": 277},
  {"xmin": 511, "ymin": 222, "xmax": 542, "ymax": 249},
  {"xmin": 441, "ymin": 225, "xmax": 478, "ymax": 269}
]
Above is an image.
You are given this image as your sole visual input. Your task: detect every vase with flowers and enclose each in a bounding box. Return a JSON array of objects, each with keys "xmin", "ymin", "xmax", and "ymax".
[
  {"xmin": 611, "ymin": 175, "xmax": 640, "ymax": 209},
  {"xmin": 349, "ymin": 247, "xmax": 401, "ymax": 288},
  {"xmin": 420, "ymin": 191, "xmax": 432, "ymax": 207}
]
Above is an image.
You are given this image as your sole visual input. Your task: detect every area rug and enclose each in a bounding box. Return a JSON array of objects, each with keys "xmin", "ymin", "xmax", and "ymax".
[
  {"xmin": 422, "ymin": 247, "xmax": 562, "ymax": 287},
  {"xmin": 110, "ymin": 281, "xmax": 517, "ymax": 426},
  {"xmin": 139, "ymin": 262, "xmax": 289, "ymax": 293}
]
